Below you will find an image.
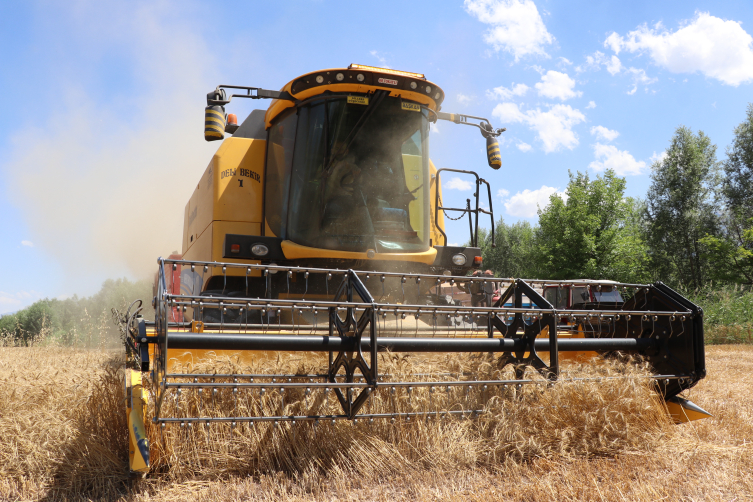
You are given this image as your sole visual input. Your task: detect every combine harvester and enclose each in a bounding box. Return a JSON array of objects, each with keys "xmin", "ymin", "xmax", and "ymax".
[{"xmin": 123, "ymin": 64, "xmax": 710, "ymax": 474}]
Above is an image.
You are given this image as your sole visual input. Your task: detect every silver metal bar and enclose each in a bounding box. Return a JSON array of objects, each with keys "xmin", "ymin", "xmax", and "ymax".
[
  {"xmin": 165, "ymin": 295, "xmax": 690, "ymax": 317},
  {"xmin": 159, "ymin": 258, "xmax": 652, "ymax": 289},
  {"xmin": 163, "ymin": 374, "xmax": 689, "ymax": 389},
  {"xmin": 156, "ymin": 409, "xmax": 485, "ymax": 423}
]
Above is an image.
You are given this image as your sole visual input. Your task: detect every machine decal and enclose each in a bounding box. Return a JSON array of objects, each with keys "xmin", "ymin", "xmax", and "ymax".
[
  {"xmin": 378, "ymin": 77, "xmax": 398, "ymax": 85},
  {"xmin": 220, "ymin": 168, "xmax": 261, "ymax": 182},
  {"xmin": 347, "ymin": 95, "xmax": 369, "ymax": 105},
  {"xmin": 402, "ymin": 102, "xmax": 421, "ymax": 112}
]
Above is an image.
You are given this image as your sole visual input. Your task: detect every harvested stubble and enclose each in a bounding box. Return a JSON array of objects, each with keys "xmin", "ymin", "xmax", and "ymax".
[
  {"xmin": 0, "ymin": 348, "xmax": 129, "ymax": 500},
  {"xmin": 2, "ymin": 346, "xmax": 752, "ymax": 501}
]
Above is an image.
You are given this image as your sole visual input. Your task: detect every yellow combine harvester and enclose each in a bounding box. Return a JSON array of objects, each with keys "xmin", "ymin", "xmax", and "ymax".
[{"xmin": 122, "ymin": 64, "xmax": 710, "ymax": 474}]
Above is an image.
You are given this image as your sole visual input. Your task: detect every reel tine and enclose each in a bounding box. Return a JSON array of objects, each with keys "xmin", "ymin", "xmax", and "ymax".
[
  {"xmin": 246, "ymin": 266, "xmax": 250, "ymax": 297},
  {"xmin": 432, "ymin": 308, "xmax": 437, "ymax": 338},
  {"xmin": 246, "ymin": 303, "xmax": 251, "ymax": 333},
  {"xmin": 264, "ymin": 268, "xmax": 269, "ymax": 298}
]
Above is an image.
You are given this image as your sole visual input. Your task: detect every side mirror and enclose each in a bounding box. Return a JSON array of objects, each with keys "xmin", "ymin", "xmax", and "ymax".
[
  {"xmin": 486, "ymin": 135, "xmax": 501, "ymax": 170},
  {"xmin": 204, "ymin": 89, "xmax": 227, "ymax": 142},
  {"xmin": 435, "ymin": 111, "xmax": 505, "ymax": 170}
]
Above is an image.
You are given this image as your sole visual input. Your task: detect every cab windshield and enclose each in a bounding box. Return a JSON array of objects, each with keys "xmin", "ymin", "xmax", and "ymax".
[{"xmin": 285, "ymin": 96, "xmax": 430, "ymax": 253}]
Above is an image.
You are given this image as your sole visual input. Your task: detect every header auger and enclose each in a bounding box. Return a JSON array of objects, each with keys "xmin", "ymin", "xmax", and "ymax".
[{"xmin": 123, "ymin": 65, "xmax": 709, "ymax": 475}]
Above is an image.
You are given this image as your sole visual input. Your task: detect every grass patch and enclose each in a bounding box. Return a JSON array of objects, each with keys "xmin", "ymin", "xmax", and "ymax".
[{"xmin": 684, "ymin": 285, "xmax": 753, "ymax": 344}]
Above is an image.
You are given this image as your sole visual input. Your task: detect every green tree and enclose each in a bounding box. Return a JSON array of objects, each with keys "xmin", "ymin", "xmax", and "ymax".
[
  {"xmin": 700, "ymin": 220, "xmax": 753, "ymax": 285},
  {"xmin": 609, "ymin": 197, "xmax": 652, "ymax": 284},
  {"xmin": 536, "ymin": 169, "xmax": 634, "ymax": 280},
  {"xmin": 480, "ymin": 218, "xmax": 539, "ymax": 278},
  {"xmin": 723, "ymin": 103, "xmax": 753, "ymax": 220},
  {"xmin": 701, "ymin": 104, "xmax": 753, "ymax": 285},
  {"xmin": 644, "ymin": 126, "xmax": 721, "ymax": 290}
]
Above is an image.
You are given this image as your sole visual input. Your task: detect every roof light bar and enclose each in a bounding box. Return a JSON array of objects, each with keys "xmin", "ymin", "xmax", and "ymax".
[{"xmin": 348, "ymin": 64, "xmax": 426, "ymax": 80}]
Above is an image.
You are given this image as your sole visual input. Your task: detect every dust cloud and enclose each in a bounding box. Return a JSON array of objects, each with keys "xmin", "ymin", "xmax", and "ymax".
[{"xmin": 4, "ymin": 2, "xmax": 226, "ymax": 292}]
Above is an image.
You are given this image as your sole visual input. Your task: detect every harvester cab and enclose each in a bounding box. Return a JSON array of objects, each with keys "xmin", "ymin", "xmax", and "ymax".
[{"xmin": 122, "ymin": 65, "xmax": 711, "ymax": 475}]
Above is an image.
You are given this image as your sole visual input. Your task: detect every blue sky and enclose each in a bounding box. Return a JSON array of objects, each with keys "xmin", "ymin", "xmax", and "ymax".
[{"xmin": 1, "ymin": 0, "xmax": 752, "ymax": 313}]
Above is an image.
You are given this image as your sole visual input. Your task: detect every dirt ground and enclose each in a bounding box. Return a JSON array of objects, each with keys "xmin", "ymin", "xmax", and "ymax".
[{"xmin": 1, "ymin": 344, "xmax": 750, "ymax": 501}]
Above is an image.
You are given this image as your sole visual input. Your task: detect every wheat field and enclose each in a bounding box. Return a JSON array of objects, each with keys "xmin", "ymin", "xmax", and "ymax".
[{"xmin": 0, "ymin": 345, "xmax": 751, "ymax": 501}]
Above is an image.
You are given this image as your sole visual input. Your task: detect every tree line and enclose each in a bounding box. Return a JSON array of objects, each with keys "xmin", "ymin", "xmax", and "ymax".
[
  {"xmin": 481, "ymin": 104, "xmax": 753, "ymax": 291},
  {"xmin": 0, "ymin": 278, "xmax": 153, "ymax": 346}
]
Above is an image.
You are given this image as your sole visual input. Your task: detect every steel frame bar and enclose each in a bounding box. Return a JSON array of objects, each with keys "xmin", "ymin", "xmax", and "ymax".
[
  {"xmin": 162, "ymin": 374, "xmax": 690, "ymax": 389},
  {"xmin": 158, "ymin": 257, "xmax": 652, "ymax": 289},
  {"xmin": 165, "ymin": 333, "xmax": 657, "ymax": 352}
]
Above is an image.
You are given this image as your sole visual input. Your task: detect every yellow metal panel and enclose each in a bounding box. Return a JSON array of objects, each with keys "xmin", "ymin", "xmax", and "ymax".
[
  {"xmin": 429, "ymin": 160, "xmax": 445, "ymax": 247},
  {"xmin": 403, "ymin": 154, "xmax": 425, "ymax": 242},
  {"xmin": 666, "ymin": 396, "xmax": 713, "ymax": 423},
  {"xmin": 281, "ymin": 239, "xmax": 437, "ymax": 264},
  {"xmin": 212, "ymin": 137, "xmax": 266, "ymax": 223},
  {"xmin": 126, "ymin": 370, "xmax": 149, "ymax": 473},
  {"xmin": 181, "ymin": 221, "xmax": 212, "ymax": 274},
  {"xmin": 182, "ymin": 203, "xmax": 190, "ymax": 254},
  {"xmin": 184, "ymin": 159, "xmax": 215, "ymax": 254}
]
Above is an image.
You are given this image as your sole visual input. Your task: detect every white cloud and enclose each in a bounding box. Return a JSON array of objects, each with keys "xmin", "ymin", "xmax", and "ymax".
[
  {"xmin": 586, "ymin": 100, "xmax": 596, "ymax": 109},
  {"xmin": 626, "ymin": 67, "xmax": 657, "ymax": 94},
  {"xmin": 517, "ymin": 141, "xmax": 532, "ymax": 152},
  {"xmin": 445, "ymin": 177, "xmax": 473, "ymax": 191},
  {"xmin": 606, "ymin": 55, "xmax": 623, "ymax": 75},
  {"xmin": 650, "ymin": 150, "xmax": 667, "ymax": 165},
  {"xmin": 604, "ymin": 32, "xmax": 623, "ymax": 54},
  {"xmin": 558, "ymin": 57, "xmax": 573, "ymax": 66},
  {"xmin": 577, "ymin": 50, "xmax": 655, "ymax": 93},
  {"xmin": 576, "ymin": 51, "xmax": 607, "ymax": 72},
  {"xmin": 464, "ymin": 0, "xmax": 554, "ymax": 61},
  {"xmin": 589, "ymin": 143, "xmax": 646, "ymax": 175},
  {"xmin": 493, "ymin": 102, "xmax": 586, "ymax": 152},
  {"xmin": 486, "ymin": 83, "xmax": 529, "ymax": 100},
  {"xmin": 534, "ymin": 70, "xmax": 582, "ymax": 100},
  {"xmin": 369, "ymin": 50, "xmax": 391, "ymax": 68},
  {"xmin": 430, "ymin": 122, "xmax": 440, "ymax": 134},
  {"xmin": 605, "ymin": 12, "xmax": 753, "ymax": 86},
  {"xmin": 497, "ymin": 188, "xmax": 510, "ymax": 198},
  {"xmin": 457, "ymin": 93, "xmax": 473, "ymax": 105},
  {"xmin": 21, "ymin": 240, "xmax": 34, "ymax": 247},
  {"xmin": 590, "ymin": 125, "xmax": 620, "ymax": 142},
  {"xmin": 502, "ymin": 185, "xmax": 566, "ymax": 217},
  {"xmin": 576, "ymin": 51, "xmax": 622, "ymax": 76}
]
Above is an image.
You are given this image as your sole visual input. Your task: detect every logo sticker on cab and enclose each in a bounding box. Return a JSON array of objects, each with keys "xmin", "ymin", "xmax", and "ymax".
[
  {"xmin": 377, "ymin": 77, "xmax": 398, "ymax": 86},
  {"xmin": 401, "ymin": 102, "xmax": 421, "ymax": 112}
]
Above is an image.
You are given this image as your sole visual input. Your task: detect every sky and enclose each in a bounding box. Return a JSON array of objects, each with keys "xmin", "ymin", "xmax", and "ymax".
[{"xmin": 1, "ymin": 0, "xmax": 752, "ymax": 314}]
